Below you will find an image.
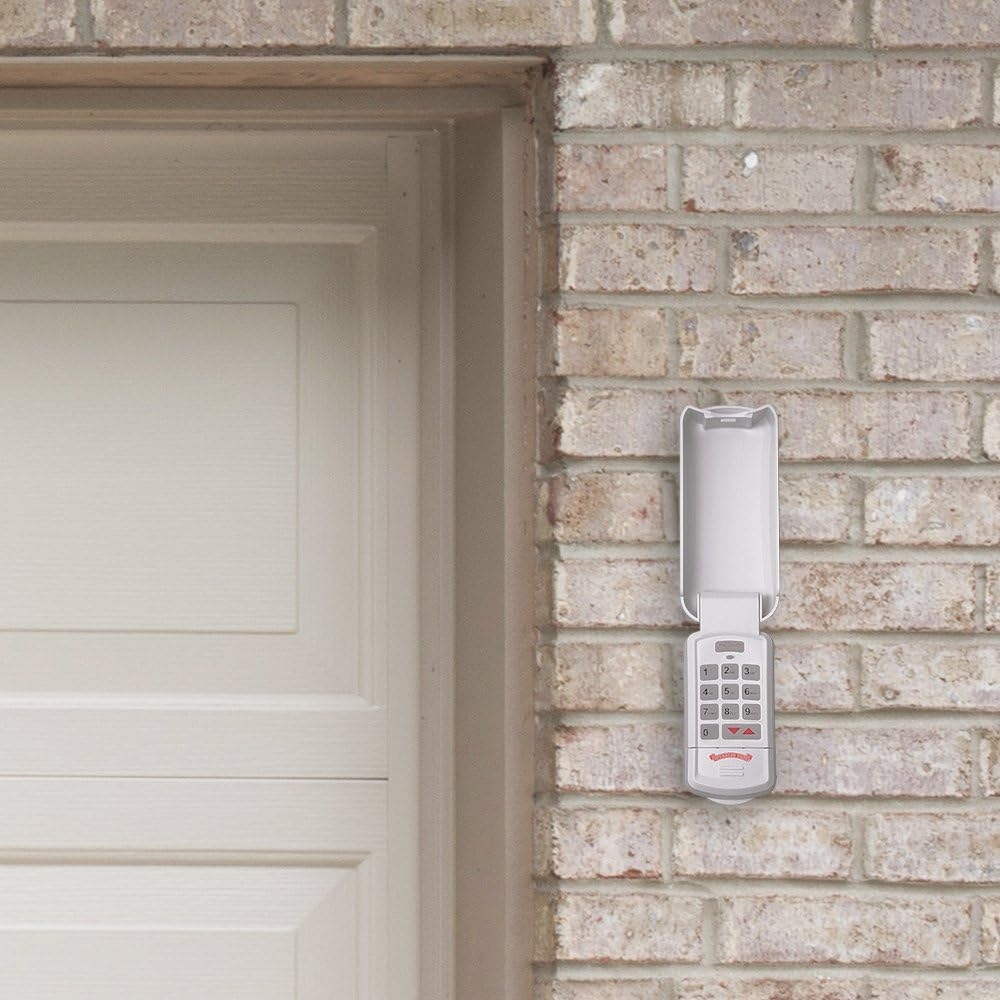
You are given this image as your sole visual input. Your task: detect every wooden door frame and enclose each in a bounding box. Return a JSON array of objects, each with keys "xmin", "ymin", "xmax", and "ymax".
[{"xmin": 0, "ymin": 61, "xmax": 541, "ymax": 1000}]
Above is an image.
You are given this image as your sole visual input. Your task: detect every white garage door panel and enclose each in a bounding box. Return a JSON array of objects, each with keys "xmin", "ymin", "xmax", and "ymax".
[
  {"xmin": 0, "ymin": 864, "xmax": 374, "ymax": 999},
  {"xmin": 0, "ymin": 301, "xmax": 299, "ymax": 632},
  {"xmin": 0, "ymin": 699, "xmax": 386, "ymax": 777},
  {"xmin": 0, "ymin": 778, "xmax": 387, "ymax": 853},
  {"xmin": 0, "ymin": 128, "xmax": 425, "ymax": 998}
]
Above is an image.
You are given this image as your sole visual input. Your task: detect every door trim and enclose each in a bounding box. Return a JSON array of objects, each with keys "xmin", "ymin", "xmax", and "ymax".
[{"xmin": 0, "ymin": 77, "xmax": 539, "ymax": 1000}]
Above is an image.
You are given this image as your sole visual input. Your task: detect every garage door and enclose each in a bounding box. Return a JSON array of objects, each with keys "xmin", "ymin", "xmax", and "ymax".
[{"xmin": 0, "ymin": 127, "xmax": 426, "ymax": 997}]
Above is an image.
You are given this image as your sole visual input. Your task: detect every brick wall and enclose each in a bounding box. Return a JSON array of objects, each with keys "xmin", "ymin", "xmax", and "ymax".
[
  {"xmin": 533, "ymin": 4, "xmax": 1000, "ymax": 999},
  {"xmin": 7, "ymin": 0, "xmax": 1000, "ymax": 997}
]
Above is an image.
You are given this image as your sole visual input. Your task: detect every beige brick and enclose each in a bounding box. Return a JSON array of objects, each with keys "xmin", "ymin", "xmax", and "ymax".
[
  {"xmin": 94, "ymin": 0, "xmax": 336, "ymax": 46},
  {"xmin": 866, "ymin": 812, "xmax": 1000, "ymax": 882},
  {"xmin": 677, "ymin": 979, "xmax": 864, "ymax": 1000},
  {"xmin": 721, "ymin": 389, "xmax": 972, "ymax": 461},
  {"xmin": 538, "ymin": 642, "xmax": 667, "ymax": 711},
  {"xmin": 539, "ymin": 807, "xmax": 662, "ymax": 880},
  {"xmin": 609, "ymin": 0, "xmax": 854, "ymax": 44},
  {"xmin": 984, "ymin": 731, "xmax": 1000, "ymax": 796},
  {"xmin": 873, "ymin": 0, "xmax": 1000, "ymax": 46},
  {"xmin": 780, "ymin": 475, "xmax": 854, "ymax": 544},
  {"xmin": 348, "ymin": 0, "xmax": 596, "ymax": 46},
  {"xmin": 733, "ymin": 61, "xmax": 981, "ymax": 129},
  {"xmin": 0, "ymin": 0, "xmax": 73, "ymax": 46},
  {"xmin": 988, "ymin": 566, "xmax": 1000, "ymax": 632},
  {"xmin": 679, "ymin": 312, "xmax": 845, "ymax": 380},
  {"xmin": 546, "ymin": 984, "xmax": 667, "ymax": 1000},
  {"xmin": 554, "ymin": 559, "xmax": 684, "ymax": 629},
  {"xmin": 718, "ymin": 895, "xmax": 971, "ymax": 966},
  {"xmin": 868, "ymin": 313, "xmax": 1000, "ymax": 381},
  {"xmin": 556, "ymin": 145, "xmax": 667, "ymax": 212},
  {"xmin": 775, "ymin": 642, "xmax": 856, "ymax": 712},
  {"xmin": 865, "ymin": 477, "xmax": 1000, "ymax": 546},
  {"xmin": 871, "ymin": 981, "xmax": 1000, "ymax": 1000},
  {"xmin": 983, "ymin": 899, "xmax": 1000, "ymax": 962},
  {"xmin": 862, "ymin": 644, "xmax": 1000, "ymax": 710},
  {"xmin": 673, "ymin": 808, "xmax": 852, "ymax": 880},
  {"xmin": 549, "ymin": 308, "xmax": 669, "ymax": 377},
  {"xmin": 541, "ymin": 472, "xmax": 666, "ymax": 544},
  {"xmin": 730, "ymin": 227, "xmax": 978, "ymax": 295},
  {"xmin": 561, "ymin": 225, "xmax": 715, "ymax": 293},
  {"xmin": 774, "ymin": 561, "xmax": 976, "ymax": 632},
  {"xmin": 777, "ymin": 727, "xmax": 971, "ymax": 797},
  {"xmin": 683, "ymin": 147, "xmax": 855, "ymax": 214},
  {"xmin": 554, "ymin": 723, "xmax": 684, "ymax": 793},
  {"xmin": 985, "ymin": 398, "xmax": 1000, "ymax": 458},
  {"xmin": 555, "ymin": 62, "xmax": 726, "ymax": 130},
  {"xmin": 549, "ymin": 386, "xmax": 696, "ymax": 459},
  {"xmin": 554, "ymin": 893, "xmax": 702, "ymax": 963},
  {"xmin": 991, "ymin": 231, "xmax": 1000, "ymax": 291},
  {"xmin": 875, "ymin": 145, "xmax": 1000, "ymax": 213}
]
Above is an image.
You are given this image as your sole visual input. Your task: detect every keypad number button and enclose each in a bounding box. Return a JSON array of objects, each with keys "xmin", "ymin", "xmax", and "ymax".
[
  {"xmin": 741, "ymin": 663, "xmax": 760, "ymax": 681},
  {"xmin": 700, "ymin": 704, "xmax": 719, "ymax": 720},
  {"xmin": 742, "ymin": 684, "xmax": 760, "ymax": 701},
  {"xmin": 700, "ymin": 724, "xmax": 719, "ymax": 741},
  {"xmin": 700, "ymin": 684, "xmax": 719, "ymax": 700},
  {"xmin": 720, "ymin": 683, "xmax": 739, "ymax": 700},
  {"xmin": 742, "ymin": 704, "xmax": 761, "ymax": 720},
  {"xmin": 721, "ymin": 663, "xmax": 739, "ymax": 679},
  {"xmin": 699, "ymin": 664, "xmax": 719, "ymax": 681},
  {"xmin": 721, "ymin": 704, "xmax": 739, "ymax": 719}
]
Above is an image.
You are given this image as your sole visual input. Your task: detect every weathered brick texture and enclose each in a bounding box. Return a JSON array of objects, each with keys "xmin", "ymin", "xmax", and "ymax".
[
  {"xmin": 679, "ymin": 311, "xmax": 845, "ymax": 380},
  {"xmin": 547, "ymin": 307, "xmax": 669, "ymax": 377},
  {"xmin": 540, "ymin": 472, "xmax": 667, "ymax": 543},
  {"xmin": 94, "ymin": 0, "xmax": 338, "ymax": 47},
  {"xmin": 608, "ymin": 0, "xmax": 856, "ymax": 46},
  {"xmin": 348, "ymin": 0, "xmax": 597, "ymax": 46},
  {"xmin": 733, "ymin": 61, "xmax": 982, "ymax": 129},
  {"xmin": 774, "ymin": 561, "xmax": 976, "ymax": 632},
  {"xmin": 560, "ymin": 224, "xmax": 715, "ymax": 293},
  {"xmin": 717, "ymin": 895, "xmax": 972, "ymax": 966},
  {"xmin": 537, "ymin": 807, "xmax": 662, "ymax": 880},
  {"xmin": 682, "ymin": 146, "xmax": 856, "ymax": 214},
  {"xmin": 871, "ymin": 983, "xmax": 1000, "ymax": 1000},
  {"xmin": 552, "ymin": 892, "xmax": 702, "ymax": 962},
  {"xmin": 861, "ymin": 643, "xmax": 1000, "ymax": 710},
  {"xmin": 673, "ymin": 808, "xmax": 853, "ymax": 879},
  {"xmin": 874, "ymin": 146, "xmax": 1000, "ymax": 213},
  {"xmin": 865, "ymin": 812, "xmax": 1000, "ymax": 882},
  {"xmin": 537, "ymin": 642, "xmax": 667, "ymax": 711},
  {"xmin": 552, "ymin": 559, "xmax": 683, "ymax": 628},
  {"xmin": 868, "ymin": 313, "xmax": 1000, "ymax": 380},
  {"xmin": 555, "ymin": 63, "xmax": 726, "ymax": 130},
  {"xmin": 779, "ymin": 475, "xmax": 854, "ymax": 544},
  {"xmin": 554, "ymin": 723, "xmax": 684, "ymax": 793},
  {"xmin": 676, "ymin": 981, "xmax": 864, "ymax": 1000},
  {"xmin": 872, "ymin": 0, "xmax": 1000, "ymax": 47},
  {"xmin": 730, "ymin": 227, "xmax": 978, "ymax": 295},
  {"xmin": 776, "ymin": 727, "xmax": 971, "ymax": 797},
  {"xmin": 774, "ymin": 642, "xmax": 857, "ymax": 712},
  {"xmin": 864, "ymin": 477, "xmax": 1000, "ymax": 546},
  {"xmin": 556, "ymin": 144, "xmax": 667, "ymax": 212},
  {"xmin": 0, "ymin": 0, "xmax": 73, "ymax": 45}
]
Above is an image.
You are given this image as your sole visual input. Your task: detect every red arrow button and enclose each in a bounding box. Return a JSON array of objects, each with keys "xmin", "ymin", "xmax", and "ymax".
[
  {"xmin": 727, "ymin": 726, "xmax": 740, "ymax": 734},
  {"xmin": 743, "ymin": 728, "xmax": 755, "ymax": 735}
]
